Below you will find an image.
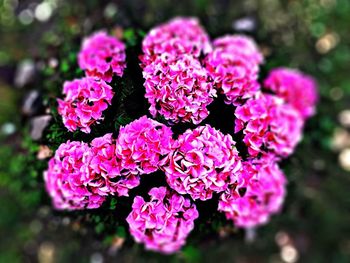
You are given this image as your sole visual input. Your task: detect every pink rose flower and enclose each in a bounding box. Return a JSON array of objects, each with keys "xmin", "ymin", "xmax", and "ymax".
[
  {"xmin": 126, "ymin": 187, "xmax": 199, "ymax": 254},
  {"xmin": 143, "ymin": 55, "xmax": 216, "ymax": 125},
  {"xmin": 205, "ymin": 35, "xmax": 263, "ymax": 105},
  {"xmin": 218, "ymin": 155, "xmax": 287, "ymax": 228},
  {"xmin": 44, "ymin": 141, "xmax": 105, "ymax": 210},
  {"xmin": 78, "ymin": 31, "xmax": 126, "ymax": 82},
  {"xmin": 89, "ymin": 133, "xmax": 140, "ymax": 197},
  {"xmin": 162, "ymin": 125, "xmax": 242, "ymax": 200},
  {"xmin": 57, "ymin": 77, "xmax": 114, "ymax": 133},
  {"xmin": 235, "ymin": 92, "xmax": 304, "ymax": 158},
  {"xmin": 264, "ymin": 67, "xmax": 318, "ymax": 119},
  {"xmin": 140, "ymin": 17, "xmax": 211, "ymax": 67},
  {"xmin": 115, "ymin": 116, "xmax": 174, "ymax": 175}
]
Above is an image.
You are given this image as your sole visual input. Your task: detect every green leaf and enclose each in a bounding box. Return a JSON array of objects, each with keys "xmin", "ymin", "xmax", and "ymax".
[
  {"xmin": 109, "ymin": 198, "xmax": 118, "ymax": 210},
  {"xmin": 93, "ymin": 215, "xmax": 101, "ymax": 223},
  {"xmin": 60, "ymin": 60, "xmax": 69, "ymax": 72},
  {"xmin": 182, "ymin": 246, "xmax": 201, "ymax": 263},
  {"xmin": 116, "ymin": 226, "xmax": 126, "ymax": 238},
  {"xmin": 123, "ymin": 28, "xmax": 137, "ymax": 46},
  {"xmin": 95, "ymin": 222, "xmax": 105, "ymax": 234}
]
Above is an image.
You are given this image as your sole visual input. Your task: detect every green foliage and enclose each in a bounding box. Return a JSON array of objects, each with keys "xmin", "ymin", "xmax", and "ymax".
[
  {"xmin": 109, "ymin": 198, "xmax": 118, "ymax": 210},
  {"xmin": 116, "ymin": 226, "xmax": 127, "ymax": 238},
  {"xmin": 183, "ymin": 245, "xmax": 201, "ymax": 263},
  {"xmin": 124, "ymin": 28, "xmax": 138, "ymax": 47}
]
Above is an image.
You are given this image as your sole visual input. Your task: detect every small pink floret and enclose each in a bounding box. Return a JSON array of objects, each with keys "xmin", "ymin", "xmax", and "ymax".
[
  {"xmin": 126, "ymin": 187, "xmax": 199, "ymax": 254},
  {"xmin": 162, "ymin": 125, "xmax": 242, "ymax": 200},
  {"xmin": 57, "ymin": 77, "xmax": 114, "ymax": 133},
  {"xmin": 44, "ymin": 141, "xmax": 105, "ymax": 210},
  {"xmin": 78, "ymin": 31, "xmax": 126, "ymax": 82},
  {"xmin": 115, "ymin": 116, "xmax": 174, "ymax": 175},
  {"xmin": 143, "ymin": 55, "xmax": 216, "ymax": 124},
  {"xmin": 140, "ymin": 17, "xmax": 211, "ymax": 67},
  {"xmin": 218, "ymin": 155, "xmax": 287, "ymax": 228},
  {"xmin": 89, "ymin": 133, "xmax": 140, "ymax": 197},
  {"xmin": 212, "ymin": 35, "xmax": 264, "ymax": 65},
  {"xmin": 205, "ymin": 35, "xmax": 263, "ymax": 105},
  {"xmin": 234, "ymin": 92, "xmax": 304, "ymax": 158},
  {"xmin": 264, "ymin": 67, "xmax": 318, "ymax": 119}
]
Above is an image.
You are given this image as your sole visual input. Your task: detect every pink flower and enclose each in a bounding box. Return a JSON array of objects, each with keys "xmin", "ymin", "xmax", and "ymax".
[
  {"xmin": 143, "ymin": 55, "xmax": 216, "ymax": 125},
  {"xmin": 115, "ymin": 116, "xmax": 174, "ymax": 175},
  {"xmin": 162, "ymin": 125, "xmax": 242, "ymax": 200},
  {"xmin": 235, "ymin": 92, "xmax": 304, "ymax": 158},
  {"xmin": 126, "ymin": 187, "xmax": 199, "ymax": 254},
  {"xmin": 218, "ymin": 155, "xmax": 287, "ymax": 228},
  {"xmin": 140, "ymin": 17, "xmax": 211, "ymax": 67},
  {"xmin": 57, "ymin": 77, "xmax": 114, "ymax": 133},
  {"xmin": 264, "ymin": 67, "xmax": 318, "ymax": 119},
  {"xmin": 78, "ymin": 31, "xmax": 126, "ymax": 82},
  {"xmin": 89, "ymin": 133, "xmax": 140, "ymax": 197},
  {"xmin": 44, "ymin": 141, "xmax": 105, "ymax": 210},
  {"xmin": 205, "ymin": 35, "xmax": 263, "ymax": 105},
  {"xmin": 212, "ymin": 35, "xmax": 264, "ymax": 65}
]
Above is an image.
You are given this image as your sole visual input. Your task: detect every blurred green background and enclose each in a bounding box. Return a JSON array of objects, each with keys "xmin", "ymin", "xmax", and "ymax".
[{"xmin": 0, "ymin": 0, "xmax": 350, "ymax": 262}]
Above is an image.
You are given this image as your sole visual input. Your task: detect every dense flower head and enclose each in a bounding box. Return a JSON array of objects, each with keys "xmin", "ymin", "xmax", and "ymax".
[
  {"xmin": 143, "ymin": 54, "xmax": 216, "ymax": 124},
  {"xmin": 212, "ymin": 35, "xmax": 264, "ymax": 65},
  {"xmin": 78, "ymin": 31, "xmax": 126, "ymax": 82},
  {"xmin": 140, "ymin": 17, "xmax": 211, "ymax": 67},
  {"xmin": 115, "ymin": 116, "xmax": 174, "ymax": 175},
  {"xmin": 126, "ymin": 187, "xmax": 199, "ymax": 254},
  {"xmin": 235, "ymin": 93, "xmax": 304, "ymax": 158},
  {"xmin": 89, "ymin": 134, "xmax": 140, "ymax": 197},
  {"xmin": 264, "ymin": 67, "xmax": 318, "ymax": 119},
  {"xmin": 218, "ymin": 155, "xmax": 287, "ymax": 228},
  {"xmin": 205, "ymin": 35, "xmax": 263, "ymax": 105},
  {"xmin": 162, "ymin": 125, "xmax": 242, "ymax": 200},
  {"xmin": 44, "ymin": 141, "xmax": 105, "ymax": 210},
  {"xmin": 57, "ymin": 77, "xmax": 114, "ymax": 133}
]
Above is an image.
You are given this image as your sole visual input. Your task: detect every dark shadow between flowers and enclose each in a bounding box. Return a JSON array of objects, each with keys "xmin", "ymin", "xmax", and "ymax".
[
  {"xmin": 86, "ymin": 42, "xmax": 148, "ymax": 138},
  {"xmin": 122, "ymin": 42, "xmax": 149, "ymax": 120},
  {"xmin": 204, "ymin": 94, "xmax": 249, "ymax": 160},
  {"xmin": 203, "ymin": 93, "xmax": 236, "ymax": 137}
]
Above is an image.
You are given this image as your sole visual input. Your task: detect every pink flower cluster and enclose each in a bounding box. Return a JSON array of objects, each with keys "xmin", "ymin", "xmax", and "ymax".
[
  {"xmin": 57, "ymin": 77, "xmax": 114, "ymax": 133},
  {"xmin": 59, "ymin": 31, "xmax": 127, "ymax": 133},
  {"xmin": 44, "ymin": 135, "xmax": 139, "ymax": 210},
  {"xmin": 44, "ymin": 116, "xmax": 175, "ymax": 210},
  {"xmin": 235, "ymin": 93, "xmax": 304, "ymax": 158},
  {"xmin": 162, "ymin": 125, "xmax": 242, "ymax": 200},
  {"xmin": 89, "ymin": 133, "xmax": 140, "ymax": 197},
  {"xmin": 218, "ymin": 155, "xmax": 286, "ymax": 228},
  {"xmin": 205, "ymin": 35, "xmax": 263, "ymax": 105},
  {"xmin": 264, "ymin": 67, "xmax": 318, "ymax": 119},
  {"xmin": 115, "ymin": 116, "xmax": 174, "ymax": 175},
  {"xmin": 45, "ymin": 17, "xmax": 319, "ymax": 255},
  {"xmin": 213, "ymin": 35, "xmax": 264, "ymax": 65},
  {"xmin": 143, "ymin": 55, "xmax": 216, "ymax": 124},
  {"xmin": 140, "ymin": 17, "xmax": 211, "ymax": 67},
  {"xmin": 126, "ymin": 187, "xmax": 199, "ymax": 254},
  {"xmin": 142, "ymin": 17, "xmax": 216, "ymax": 125},
  {"xmin": 141, "ymin": 19, "xmax": 267, "ymax": 124},
  {"xmin": 44, "ymin": 141, "xmax": 106, "ymax": 210},
  {"xmin": 78, "ymin": 31, "xmax": 126, "ymax": 82}
]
